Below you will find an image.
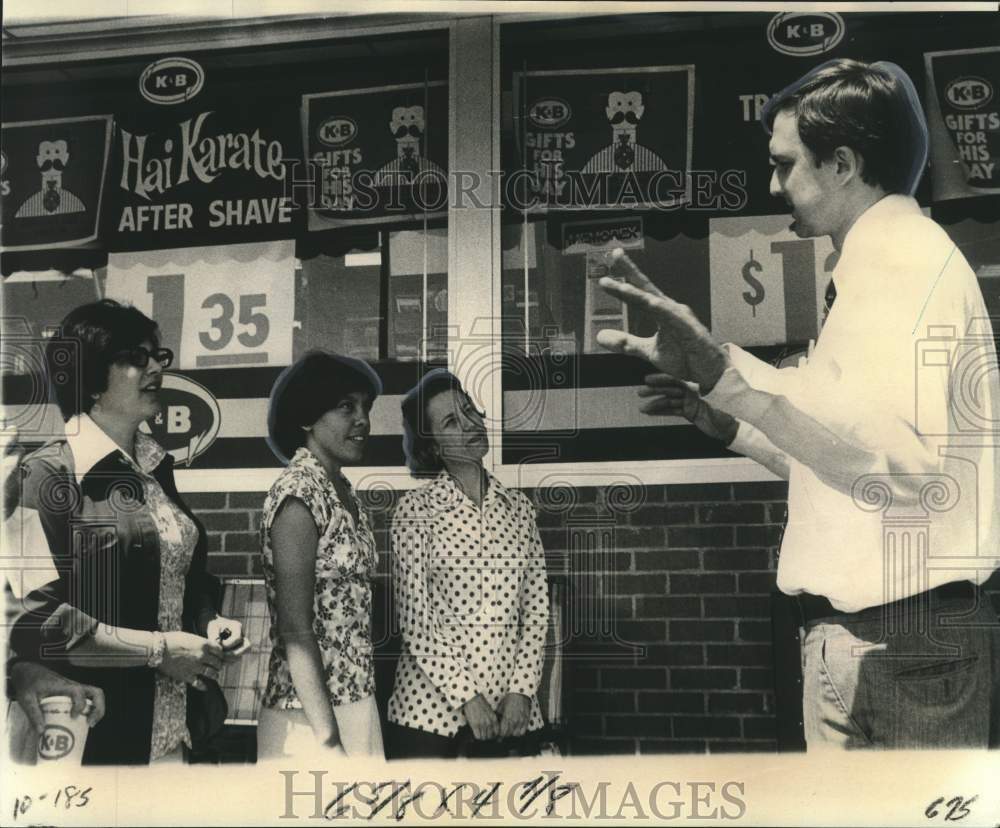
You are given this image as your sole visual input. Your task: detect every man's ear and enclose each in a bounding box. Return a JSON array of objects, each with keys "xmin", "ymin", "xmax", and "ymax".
[{"xmin": 832, "ymin": 145, "xmax": 862, "ymax": 183}]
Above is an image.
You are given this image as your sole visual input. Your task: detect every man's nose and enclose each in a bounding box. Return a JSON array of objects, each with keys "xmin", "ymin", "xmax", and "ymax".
[{"xmin": 769, "ymin": 169, "xmax": 782, "ymax": 198}]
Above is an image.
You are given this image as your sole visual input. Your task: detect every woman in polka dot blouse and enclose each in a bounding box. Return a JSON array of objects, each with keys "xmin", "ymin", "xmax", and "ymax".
[
  {"xmin": 257, "ymin": 351, "xmax": 385, "ymax": 760},
  {"xmin": 387, "ymin": 370, "xmax": 550, "ymax": 759}
]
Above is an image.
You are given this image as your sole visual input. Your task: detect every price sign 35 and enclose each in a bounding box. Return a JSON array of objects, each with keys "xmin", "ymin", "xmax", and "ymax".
[{"xmin": 106, "ymin": 241, "xmax": 296, "ymax": 371}]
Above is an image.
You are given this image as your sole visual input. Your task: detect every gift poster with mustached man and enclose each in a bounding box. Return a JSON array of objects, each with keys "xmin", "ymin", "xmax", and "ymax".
[
  {"xmin": 302, "ymin": 81, "xmax": 448, "ymax": 228},
  {"xmin": 511, "ymin": 66, "xmax": 694, "ymax": 212},
  {"xmin": 925, "ymin": 45, "xmax": 1000, "ymax": 200},
  {"xmin": 0, "ymin": 115, "xmax": 113, "ymax": 251}
]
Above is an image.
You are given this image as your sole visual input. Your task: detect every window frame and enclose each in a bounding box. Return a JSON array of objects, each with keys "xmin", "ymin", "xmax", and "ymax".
[{"xmin": 481, "ymin": 14, "xmax": 776, "ymax": 492}]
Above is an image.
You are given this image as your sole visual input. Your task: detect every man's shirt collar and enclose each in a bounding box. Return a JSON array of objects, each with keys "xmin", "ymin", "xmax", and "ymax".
[{"xmin": 836, "ymin": 193, "xmax": 921, "ymax": 292}]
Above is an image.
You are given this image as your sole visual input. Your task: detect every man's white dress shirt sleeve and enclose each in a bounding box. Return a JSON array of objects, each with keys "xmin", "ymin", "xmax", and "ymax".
[{"xmin": 706, "ymin": 209, "xmax": 971, "ymax": 505}]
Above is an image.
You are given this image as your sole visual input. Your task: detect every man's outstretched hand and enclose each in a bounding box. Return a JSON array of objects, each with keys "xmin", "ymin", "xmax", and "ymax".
[
  {"xmin": 595, "ymin": 249, "xmax": 729, "ymax": 395},
  {"xmin": 638, "ymin": 374, "xmax": 739, "ymax": 445}
]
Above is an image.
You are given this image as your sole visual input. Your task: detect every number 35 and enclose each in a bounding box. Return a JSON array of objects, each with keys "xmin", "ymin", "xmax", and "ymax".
[{"xmin": 200, "ymin": 293, "xmax": 270, "ymax": 351}]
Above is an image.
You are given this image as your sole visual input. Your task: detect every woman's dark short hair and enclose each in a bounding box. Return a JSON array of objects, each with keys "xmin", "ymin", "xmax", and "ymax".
[
  {"xmin": 401, "ymin": 368, "xmax": 472, "ymax": 478},
  {"xmin": 47, "ymin": 299, "xmax": 160, "ymax": 421},
  {"xmin": 762, "ymin": 58, "xmax": 928, "ymax": 195},
  {"xmin": 266, "ymin": 349, "xmax": 383, "ymax": 465}
]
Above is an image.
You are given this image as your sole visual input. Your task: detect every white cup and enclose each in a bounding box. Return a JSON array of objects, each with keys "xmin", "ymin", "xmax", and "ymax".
[{"xmin": 37, "ymin": 695, "xmax": 89, "ymax": 765}]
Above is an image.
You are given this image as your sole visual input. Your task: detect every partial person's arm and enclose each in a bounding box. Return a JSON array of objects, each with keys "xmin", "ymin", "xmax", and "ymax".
[
  {"xmin": 8, "ymin": 468, "xmax": 223, "ymax": 683},
  {"xmin": 704, "ymin": 234, "xmax": 977, "ymax": 502},
  {"xmin": 705, "ymin": 324, "xmax": 945, "ymax": 501},
  {"xmin": 10, "ymin": 579, "xmax": 224, "ymax": 681},
  {"xmin": 65, "ymin": 624, "xmax": 224, "ymax": 684},
  {"xmin": 728, "ymin": 420, "xmax": 791, "ymax": 480},
  {"xmin": 269, "ymin": 497, "xmax": 340, "ymax": 748},
  {"xmin": 598, "ymin": 240, "xmax": 972, "ymax": 503},
  {"xmin": 7, "ymin": 660, "xmax": 106, "ymax": 732},
  {"xmin": 638, "ymin": 373, "xmax": 790, "ymax": 479},
  {"xmin": 160, "ymin": 459, "xmax": 248, "ymax": 657}
]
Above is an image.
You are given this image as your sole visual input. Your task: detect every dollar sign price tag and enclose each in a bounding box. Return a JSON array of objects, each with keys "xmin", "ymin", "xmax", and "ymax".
[
  {"xmin": 741, "ymin": 248, "xmax": 766, "ymax": 318},
  {"xmin": 709, "ymin": 215, "xmax": 837, "ymax": 346}
]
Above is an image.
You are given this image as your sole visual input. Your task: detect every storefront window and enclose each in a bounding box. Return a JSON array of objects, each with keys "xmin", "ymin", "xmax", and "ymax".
[
  {"xmin": 298, "ymin": 227, "xmax": 448, "ymax": 363},
  {"xmin": 1, "ymin": 27, "xmax": 449, "ymax": 471},
  {"xmin": 498, "ymin": 12, "xmax": 1000, "ymax": 466}
]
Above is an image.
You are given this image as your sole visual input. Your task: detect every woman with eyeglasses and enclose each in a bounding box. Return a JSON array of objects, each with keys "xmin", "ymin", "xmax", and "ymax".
[
  {"xmin": 8, "ymin": 299, "xmax": 248, "ymax": 765},
  {"xmin": 386, "ymin": 370, "xmax": 549, "ymax": 759},
  {"xmin": 257, "ymin": 350, "xmax": 384, "ymax": 760}
]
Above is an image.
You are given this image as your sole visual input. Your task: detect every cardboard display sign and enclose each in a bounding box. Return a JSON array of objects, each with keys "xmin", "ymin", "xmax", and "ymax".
[
  {"xmin": 709, "ymin": 215, "xmax": 836, "ymax": 346},
  {"xmin": 303, "ymin": 81, "xmax": 448, "ymax": 228},
  {"xmin": 105, "ymin": 240, "xmax": 296, "ymax": 369},
  {"xmin": 108, "ymin": 105, "xmax": 303, "ymax": 250},
  {"xmin": 926, "ymin": 46, "xmax": 1000, "ymax": 200},
  {"xmin": 1, "ymin": 115, "xmax": 113, "ymax": 251},
  {"xmin": 511, "ymin": 66, "xmax": 694, "ymax": 212}
]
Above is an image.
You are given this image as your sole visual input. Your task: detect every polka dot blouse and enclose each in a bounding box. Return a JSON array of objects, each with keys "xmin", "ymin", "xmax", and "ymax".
[{"xmin": 387, "ymin": 471, "xmax": 549, "ymax": 737}]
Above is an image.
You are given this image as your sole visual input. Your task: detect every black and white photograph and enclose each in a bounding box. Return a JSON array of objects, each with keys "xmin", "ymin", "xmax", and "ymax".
[{"xmin": 2, "ymin": 2, "xmax": 1000, "ymax": 825}]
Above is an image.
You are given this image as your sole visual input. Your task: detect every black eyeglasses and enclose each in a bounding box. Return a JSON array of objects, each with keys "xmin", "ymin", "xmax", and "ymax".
[{"xmin": 112, "ymin": 346, "xmax": 174, "ymax": 369}]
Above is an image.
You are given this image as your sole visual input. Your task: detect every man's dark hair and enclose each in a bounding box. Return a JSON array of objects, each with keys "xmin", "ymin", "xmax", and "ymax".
[
  {"xmin": 762, "ymin": 58, "xmax": 928, "ymax": 195},
  {"xmin": 47, "ymin": 299, "xmax": 160, "ymax": 421}
]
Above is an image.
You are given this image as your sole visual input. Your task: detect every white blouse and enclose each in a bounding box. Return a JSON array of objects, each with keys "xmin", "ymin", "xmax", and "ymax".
[{"xmin": 387, "ymin": 471, "xmax": 549, "ymax": 737}]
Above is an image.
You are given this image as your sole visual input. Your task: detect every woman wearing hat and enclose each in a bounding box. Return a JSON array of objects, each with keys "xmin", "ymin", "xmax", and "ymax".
[
  {"xmin": 258, "ymin": 350, "xmax": 384, "ymax": 759},
  {"xmin": 386, "ymin": 370, "xmax": 549, "ymax": 759}
]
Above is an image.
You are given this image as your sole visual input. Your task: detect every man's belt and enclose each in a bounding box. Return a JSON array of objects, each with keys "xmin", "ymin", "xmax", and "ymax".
[{"xmin": 793, "ymin": 581, "xmax": 975, "ymax": 627}]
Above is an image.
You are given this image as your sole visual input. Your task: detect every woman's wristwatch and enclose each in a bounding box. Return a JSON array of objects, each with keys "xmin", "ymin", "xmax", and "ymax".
[{"xmin": 147, "ymin": 631, "xmax": 167, "ymax": 668}]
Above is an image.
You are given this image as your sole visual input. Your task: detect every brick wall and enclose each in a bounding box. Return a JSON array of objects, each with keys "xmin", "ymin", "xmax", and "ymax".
[
  {"xmin": 188, "ymin": 479, "xmax": 795, "ymax": 755},
  {"xmin": 536, "ymin": 481, "xmax": 789, "ymax": 756}
]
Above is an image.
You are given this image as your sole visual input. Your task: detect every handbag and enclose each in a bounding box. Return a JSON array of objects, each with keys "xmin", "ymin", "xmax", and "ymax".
[{"xmin": 186, "ymin": 677, "xmax": 228, "ymax": 754}]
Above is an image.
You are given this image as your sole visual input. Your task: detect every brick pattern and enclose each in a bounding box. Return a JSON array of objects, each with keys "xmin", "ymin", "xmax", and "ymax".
[
  {"xmin": 534, "ymin": 482, "xmax": 785, "ymax": 755},
  {"xmin": 189, "ymin": 479, "xmax": 1000, "ymax": 755}
]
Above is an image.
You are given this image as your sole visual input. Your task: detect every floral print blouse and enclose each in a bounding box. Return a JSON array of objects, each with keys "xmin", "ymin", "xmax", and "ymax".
[
  {"xmin": 259, "ymin": 448, "xmax": 378, "ymax": 709},
  {"xmin": 131, "ymin": 431, "xmax": 198, "ymax": 761}
]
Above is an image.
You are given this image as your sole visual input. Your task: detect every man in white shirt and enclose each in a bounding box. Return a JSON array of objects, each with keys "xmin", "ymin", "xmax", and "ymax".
[{"xmin": 598, "ymin": 58, "xmax": 1000, "ymax": 749}]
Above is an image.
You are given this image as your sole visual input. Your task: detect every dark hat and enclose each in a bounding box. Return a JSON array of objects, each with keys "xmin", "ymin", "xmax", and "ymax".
[{"xmin": 266, "ymin": 349, "xmax": 383, "ymax": 465}]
